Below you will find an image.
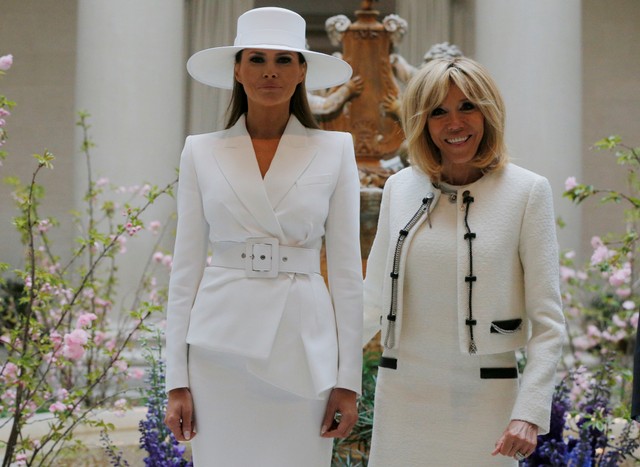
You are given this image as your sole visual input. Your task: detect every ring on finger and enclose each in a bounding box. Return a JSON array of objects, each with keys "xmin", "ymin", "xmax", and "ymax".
[{"xmin": 515, "ymin": 451, "xmax": 526, "ymax": 461}]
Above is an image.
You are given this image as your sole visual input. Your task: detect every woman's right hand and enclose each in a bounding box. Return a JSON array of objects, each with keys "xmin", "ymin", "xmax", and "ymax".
[{"xmin": 164, "ymin": 387, "xmax": 197, "ymax": 441}]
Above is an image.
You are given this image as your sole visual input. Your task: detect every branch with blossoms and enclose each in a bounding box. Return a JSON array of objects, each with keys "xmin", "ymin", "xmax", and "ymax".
[
  {"xmin": 560, "ymin": 136, "xmax": 639, "ymax": 400},
  {"xmin": 526, "ymin": 136, "xmax": 640, "ymax": 464},
  {"xmin": 0, "ymin": 53, "xmax": 14, "ymax": 164},
  {"xmin": 0, "ymin": 103, "xmax": 177, "ymax": 465}
]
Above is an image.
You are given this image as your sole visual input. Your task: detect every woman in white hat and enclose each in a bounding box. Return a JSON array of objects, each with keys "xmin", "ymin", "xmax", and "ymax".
[{"xmin": 163, "ymin": 7, "xmax": 363, "ymax": 466}]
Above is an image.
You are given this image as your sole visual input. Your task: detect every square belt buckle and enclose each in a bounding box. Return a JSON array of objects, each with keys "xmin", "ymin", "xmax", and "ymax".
[{"xmin": 245, "ymin": 237, "xmax": 279, "ymax": 278}]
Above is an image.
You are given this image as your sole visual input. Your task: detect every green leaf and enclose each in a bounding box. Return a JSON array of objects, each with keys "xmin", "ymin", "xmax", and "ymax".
[{"xmin": 594, "ymin": 135, "xmax": 621, "ymax": 150}]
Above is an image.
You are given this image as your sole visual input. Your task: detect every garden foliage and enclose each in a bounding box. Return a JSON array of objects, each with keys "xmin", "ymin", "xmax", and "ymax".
[
  {"xmin": 0, "ymin": 54, "xmax": 179, "ymax": 466},
  {"xmin": 1, "ymin": 47, "xmax": 639, "ymax": 466}
]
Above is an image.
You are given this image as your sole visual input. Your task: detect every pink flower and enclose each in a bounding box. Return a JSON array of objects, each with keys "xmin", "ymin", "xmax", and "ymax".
[
  {"xmin": 152, "ymin": 251, "xmax": 165, "ymax": 263},
  {"xmin": 49, "ymin": 401, "xmax": 67, "ymax": 413},
  {"xmin": 125, "ymin": 222, "xmax": 142, "ymax": 236},
  {"xmin": 76, "ymin": 312, "xmax": 98, "ymax": 328},
  {"xmin": 560, "ymin": 266, "xmax": 576, "ymax": 281},
  {"xmin": 148, "ymin": 220, "xmax": 161, "ymax": 234},
  {"xmin": 65, "ymin": 329, "xmax": 88, "ymax": 346},
  {"xmin": 113, "ymin": 397, "xmax": 128, "ymax": 417},
  {"xmin": 564, "ymin": 176, "xmax": 578, "ymax": 191},
  {"xmin": 105, "ymin": 338, "xmax": 117, "ymax": 352},
  {"xmin": 590, "ymin": 245, "xmax": 612, "ymax": 265},
  {"xmin": 623, "ymin": 300, "xmax": 636, "ymax": 311},
  {"xmin": 62, "ymin": 329, "xmax": 89, "ymax": 360},
  {"xmin": 1, "ymin": 362, "xmax": 18, "ymax": 382},
  {"xmin": 113, "ymin": 360, "xmax": 128, "ymax": 373},
  {"xmin": 572, "ymin": 335, "xmax": 595, "ymax": 351},
  {"xmin": 0, "ymin": 108, "xmax": 10, "ymax": 117},
  {"xmin": 602, "ymin": 329, "xmax": 626, "ymax": 343},
  {"xmin": 0, "ymin": 54, "xmax": 13, "ymax": 71},
  {"xmin": 631, "ymin": 312, "xmax": 639, "ymax": 329},
  {"xmin": 96, "ymin": 177, "xmax": 109, "ymax": 188},
  {"xmin": 44, "ymin": 352, "xmax": 58, "ymax": 364},
  {"xmin": 82, "ymin": 288, "xmax": 95, "ymax": 299},
  {"xmin": 161, "ymin": 254, "xmax": 173, "ymax": 268},
  {"xmin": 114, "ymin": 398, "xmax": 127, "ymax": 409},
  {"xmin": 37, "ymin": 219, "xmax": 52, "ymax": 233},
  {"xmin": 586, "ymin": 324, "xmax": 601, "ymax": 338},
  {"xmin": 116, "ymin": 235, "xmax": 127, "ymax": 253},
  {"xmin": 128, "ymin": 368, "xmax": 145, "ymax": 380},
  {"xmin": 616, "ymin": 287, "xmax": 631, "ymax": 298},
  {"xmin": 609, "ymin": 269, "xmax": 629, "ymax": 287},
  {"xmin": 612, "ymin": 314, "xmax": 627, "ymax": 328},
  {"xmin": 15, "ymin": 452, "xmax": 27, "ymax": 466},
  {"xmin": 138, "ymin": 184, "xmax": 151, "ymax": 196},
  {"xmin": 62, "ymin": 344, "xmax": 85, "ymax": 360},
  {"xmin": 94, "ymin": 331, "xmax": 107, "ymax": 346},
  {"xmin": 590, "ymin": 236, "xmax": 603, "ymax": 248}
]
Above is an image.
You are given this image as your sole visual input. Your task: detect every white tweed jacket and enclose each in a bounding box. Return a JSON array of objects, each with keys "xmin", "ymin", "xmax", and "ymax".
[{"xmin": 363, "ymin": 164, "xmax": 566, "ymax": 433}]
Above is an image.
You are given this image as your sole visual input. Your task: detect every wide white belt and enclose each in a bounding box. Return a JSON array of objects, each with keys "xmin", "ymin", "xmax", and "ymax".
[{"xmin": 211, "ymin": 238, "xmax": 321, "ymax": 278}]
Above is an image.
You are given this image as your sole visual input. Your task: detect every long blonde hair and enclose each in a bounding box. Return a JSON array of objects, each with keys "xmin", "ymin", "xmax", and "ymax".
[{"xmin": 401, "ymin": 57, "xmax": 508, "ymax": 182}]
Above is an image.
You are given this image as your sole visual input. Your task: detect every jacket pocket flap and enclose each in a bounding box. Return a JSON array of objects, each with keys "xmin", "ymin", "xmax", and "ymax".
[{"xmin": 490, "ymin": 318, "xmax": 523, "ymax": 334}]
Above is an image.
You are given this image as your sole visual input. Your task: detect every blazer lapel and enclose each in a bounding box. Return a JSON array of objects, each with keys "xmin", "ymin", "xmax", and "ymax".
[
  {"xmin": 264, "ymin": 117, "xmax": 318, "ymax": 209},
  {"xmin": 214, "ymin": 116, "xmax": 285, "ymax": 238}
]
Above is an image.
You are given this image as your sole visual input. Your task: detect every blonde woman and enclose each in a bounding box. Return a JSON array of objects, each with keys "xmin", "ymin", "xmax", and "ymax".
[{"xmin": 364, "ymin": 57, "xmax": 565, "ymax": 465}]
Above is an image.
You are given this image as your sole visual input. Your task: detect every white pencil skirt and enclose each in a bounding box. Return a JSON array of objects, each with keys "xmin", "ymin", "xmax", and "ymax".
[{"xmin": 187, "ymin": 345, "xmax": 333, "ymax": 466}]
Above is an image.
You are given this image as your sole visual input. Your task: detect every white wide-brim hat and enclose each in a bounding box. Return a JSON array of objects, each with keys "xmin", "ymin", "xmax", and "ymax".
[{"xmin": 187, "ymin": 7, "xmax": 352, "ymax": 91}]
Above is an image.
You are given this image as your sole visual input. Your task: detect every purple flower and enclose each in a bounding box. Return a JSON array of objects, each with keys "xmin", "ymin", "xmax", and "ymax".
[{"xmin": 139, "ymin": 345, "xmax": 193, "ymax": 466}]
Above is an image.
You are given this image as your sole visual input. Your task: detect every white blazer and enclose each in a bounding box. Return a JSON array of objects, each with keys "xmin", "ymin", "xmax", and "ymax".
[
  {"xmin": 364, "ymin": 164, "xmax": 565, "ymax": 433},
  {"xmin": 165, "ymin": 116, "xmax": 363, "ymax": 399}
]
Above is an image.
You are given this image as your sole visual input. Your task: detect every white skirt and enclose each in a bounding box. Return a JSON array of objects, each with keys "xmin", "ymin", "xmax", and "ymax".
[{"xmin": 187, "ymin": 345, "xmax": 333, "ymax": 466}]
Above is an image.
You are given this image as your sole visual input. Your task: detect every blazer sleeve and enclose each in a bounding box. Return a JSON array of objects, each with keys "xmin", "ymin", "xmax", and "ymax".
[
  {"xmin": 510, "ymin": 176, "xmax": 566, "ymax": 434},
  {"xmin": 324, "ymin": 133, "xmax": 364, "ymax": 394},
  {"xmin": 165, "ymin": 136, "xmax": 210, "ymax": 392},
  {"xmin": 363, "ymin": 177, "xmax": 392, "ymax": 345}
]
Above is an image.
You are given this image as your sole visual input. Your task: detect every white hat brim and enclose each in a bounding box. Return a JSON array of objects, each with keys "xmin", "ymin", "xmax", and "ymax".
[{"xmin": 187, "ymin": 45, "xmax": 353, "ymax": 91}]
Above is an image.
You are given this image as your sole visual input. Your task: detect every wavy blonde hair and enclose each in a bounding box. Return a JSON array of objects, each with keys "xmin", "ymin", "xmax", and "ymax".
[{"xmin": 400, "ymin": 57, "xmax": 508, "ymax": 182}]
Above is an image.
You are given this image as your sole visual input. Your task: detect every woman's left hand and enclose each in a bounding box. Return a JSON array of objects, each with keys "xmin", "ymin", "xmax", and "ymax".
[
  {"xmin": 320, "ymin": 388, "xmax": 358, "ymax": 438},
  {"xmin": 491, "ymin": 419, "xmax": 538, "ymax": 461}
]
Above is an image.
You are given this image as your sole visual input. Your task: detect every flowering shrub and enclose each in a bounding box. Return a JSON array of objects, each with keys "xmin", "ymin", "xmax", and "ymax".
[
  {"xmin": 0, "ymin": 55, "xmax": 177, "ymax": 465},
  {"xmin": 524, "ymin": 136, "xmax": 640, "ymax": 465},
  {"xmin": 526, "ymin": 360, "xmax": 640, "ymax": 466},
  {"xmin": 138, "ymin": 331, "xmax": 192, "ymax": 466}
]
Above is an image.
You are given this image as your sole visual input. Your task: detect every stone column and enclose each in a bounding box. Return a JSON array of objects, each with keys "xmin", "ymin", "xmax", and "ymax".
[
  {"xmin": 395, "ymin": 0, "xmax": 475, "ymax": 65},
  {"xmin": 395, "ymin": 0, "xmax": 452, "ymax": 65},
  {"xmin": 186, "ymin": 0, "xmax": 254, "ymax": 134},
  {"xmin": 75, "ymin": 0, "xmax": 185, "ymax": 302},
  {"xmin": 474, "ymin": 0, "xmax": 582, "ymax": 252}
]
